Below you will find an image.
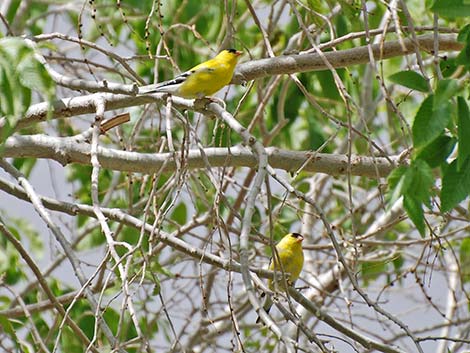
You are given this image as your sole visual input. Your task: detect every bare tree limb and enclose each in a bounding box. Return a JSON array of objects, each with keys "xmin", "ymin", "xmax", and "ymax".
[
  {"xmin": 2, "ymin": 134, "xmax": 400, "ymax": 178},
  {"xmin": 233, "ymin": 34, "xmax": 461, "ymax": 84}
]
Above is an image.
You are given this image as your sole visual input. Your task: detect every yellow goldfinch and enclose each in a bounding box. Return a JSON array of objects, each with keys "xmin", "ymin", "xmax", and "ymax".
[
  {"xmin": 256, "ymin": 232, "xmax": 305, "ymax": 323},
  {"xmin": 144, "ymin": 48, "xmax": 242, "ymax": 99}
]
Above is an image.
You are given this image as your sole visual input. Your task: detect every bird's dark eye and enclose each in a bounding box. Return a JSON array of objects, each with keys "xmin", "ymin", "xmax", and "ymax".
[{"xmin": 291, "ymin": 233, "xmax": 303, "ymax": 239}]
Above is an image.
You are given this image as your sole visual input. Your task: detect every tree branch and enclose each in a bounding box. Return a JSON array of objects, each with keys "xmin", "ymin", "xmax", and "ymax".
[
  {"xmin": 233, "ymin": 33, "xmax": 461, "ymax": 83},
  {"xmin": 3, "ymin": 134, "xmax": 400, "ymax": 178}
]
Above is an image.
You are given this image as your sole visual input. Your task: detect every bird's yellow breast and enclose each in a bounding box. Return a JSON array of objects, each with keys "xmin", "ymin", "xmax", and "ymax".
[{"xmin": 268, "ymin": 240, "xmax": 304, "ymax": 290}]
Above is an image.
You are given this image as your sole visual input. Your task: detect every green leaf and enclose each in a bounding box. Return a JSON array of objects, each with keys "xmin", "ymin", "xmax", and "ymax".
[
  {"xmin": 403, "ymin": 195, "xmax": 425, "ymax": 236},
  {"xmin": 387, "ymin": 166, "xmax": 409, "ymax": 206},
  {"xmin": 412, "ymin": 95, "xmax": 452, "ymax": 149},
  {"xmin": 407, "ymin": 159, "xmax": 434, "ymax": 204},
  {"xmin": 18, "ymin": 52, "xmax": 55, "ymax": 96},
  {"xmin": 0, "ymin": 37, "xmax": 54, "ymax": 140},
  {"xmin": 434, "ymin": 79, "xmax": 460, "ymax": 108},
  {"xmin": 12, "ymin": 158, "xmax": 37, "ymax": 178},
  {"xmin": 460, "ymin": 238, "xmax": 470, "ymax": 283},
  {"xmin": 0, "ymin": 314, "xmax": 19, "ymax": 345},
  {"xmin": 78, "ymin": 314, "xmax": 95, "ymax": 339},
  {"xmin": 456, "ymin": 43, "xmax": 470, "ymax": 67},
  {"xmin": 152, "ymin": 280, "xmax": 161, "ymax": 295},
  {"xmin": 392, "ymin": 254, "xmax": 404, "ymax": 273},
  {"xmin": 361, "ymin": 260, "xmax": 387, "ymax": 285},
  {"xmin": 0, "ymin": 119, "xmax": 13, "ymax": 149},
  {"xmin": 61, "ymin": 326, "xmax": 84, "ymax": 352},
  {"xmin": 441, "ymin": 158, "xmax": 470, "ymax": 211},
  {"xmin": 335, "ymin": 14, "xmax": 349, "ymax": 38},
  {"xmin": 315, "ymin": 70, "xmax": 342, "ymax": 100},
  {"xmin": 457, "ymin": 24, "xmax": 470, "ymax": 42},
  {"xmin": 103, "ymin": 308, "xmax": 124, "ymax": 336},
  {"xmin": 415, "ymin": 135, "xmax": 456, "ymax": 168},
  {"xmin": 388, "ymin": 70, "xmax": 429, "ymax": 92},
  {"xmin": 307, "ymin": 117, "xmax": 327, "ymax": 151},
  {"xmin": 387, "ymin": 160, "xmax": 433, "ymax": 236},
  {"xmin": 150, "ymin": 260, "xmax": 174, "ymax": 278},
  {"xmin": 413, "ymin": 96, "xmax": 434, "ymax": 148},
  {"xmin": 455, "ymin": 24, "xmax": 470, "ymax": 69},
  {"xmin": 0, "ymin": 66, "xmax": 16, "ymax": 117},
  {"xmin": 458, "ymin": 97, "xmax": 470, "ymax": 169},
  {"xmin": 440, "ymin": 57, "xmax": 459, "ymax": 78},
  {"xmin": 388, "ymin": 166, "xmax": 408, "ymax": 190},
  {"xmin": 431, "ymin": 0, "xmax": 470, "ymax": 17}
]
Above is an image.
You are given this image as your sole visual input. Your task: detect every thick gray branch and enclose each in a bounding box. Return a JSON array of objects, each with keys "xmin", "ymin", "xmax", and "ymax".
[
  {"xmin": 3, "ymin": 134, "xmax": 399, "ymax": 178},
  {"xmin": 233, "ymin": 33, "xmax": 461, "ymax": 83}
]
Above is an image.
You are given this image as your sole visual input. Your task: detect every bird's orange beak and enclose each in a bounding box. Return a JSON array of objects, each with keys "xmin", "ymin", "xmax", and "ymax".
[{"xmin": 235, "ymin": 50, "xmax": 243, "ymax": 56}]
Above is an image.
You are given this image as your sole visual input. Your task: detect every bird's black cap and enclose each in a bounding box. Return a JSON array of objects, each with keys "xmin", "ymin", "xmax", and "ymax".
[{"xmin": 291, "ymin": 233, "xmax": 304, "ymax": 240}]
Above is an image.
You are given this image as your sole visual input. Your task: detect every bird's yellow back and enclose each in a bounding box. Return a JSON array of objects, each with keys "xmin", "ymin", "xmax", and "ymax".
[{"xmin": 178, "ymin": 49, "xmax": 241, "ymax": 98}]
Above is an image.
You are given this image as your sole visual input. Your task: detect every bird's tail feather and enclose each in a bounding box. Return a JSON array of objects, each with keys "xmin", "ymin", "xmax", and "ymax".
[{"xmin": 256, "ymin": 294, "xmax": 273, "ymax": 324}]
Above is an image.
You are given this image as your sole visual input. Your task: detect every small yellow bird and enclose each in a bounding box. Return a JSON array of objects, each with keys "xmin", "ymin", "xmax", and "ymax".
[
  {"xmin": 143, "ymin": 48, "xmax": 242, "ymax": 99},
  {"xmin": 256, "ymin": 232, "xmax": 305, "ymax": 323}
]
